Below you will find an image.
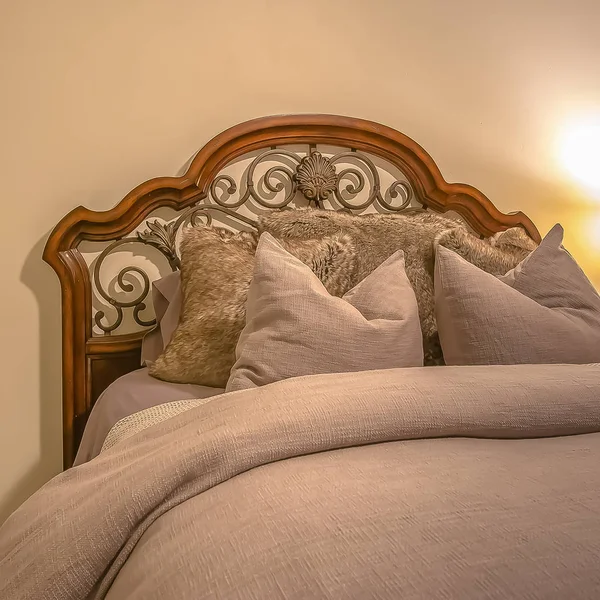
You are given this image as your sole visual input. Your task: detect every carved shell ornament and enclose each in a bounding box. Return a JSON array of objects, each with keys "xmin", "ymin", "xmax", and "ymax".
[{"xmin": 295, "ymin": 151, "xmax": 338, "ymax": 203}]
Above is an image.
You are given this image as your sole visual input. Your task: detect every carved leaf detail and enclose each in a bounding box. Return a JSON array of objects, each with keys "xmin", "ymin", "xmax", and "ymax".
[
  {"xmin": 137, "ymin": 219, "xmax": 179, "ymax": 266},
  {"xmin": 295, "ymin": 152, "xmax": 338, "ymax": 202}
]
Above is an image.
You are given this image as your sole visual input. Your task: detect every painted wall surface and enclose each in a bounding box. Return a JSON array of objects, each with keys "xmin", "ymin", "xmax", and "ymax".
[{"xmin": 1, "ymin": 0, "xmax": 599, "ymax": 522}]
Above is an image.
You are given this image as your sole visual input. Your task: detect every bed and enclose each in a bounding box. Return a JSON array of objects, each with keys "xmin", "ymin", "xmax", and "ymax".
[
  {"xmin": 42, "ymin": 113, "xmax": 541, "ymax": 469},
  {"xmin": 2, "ymin": 114, "xmax": 600, "ymax": 599}
]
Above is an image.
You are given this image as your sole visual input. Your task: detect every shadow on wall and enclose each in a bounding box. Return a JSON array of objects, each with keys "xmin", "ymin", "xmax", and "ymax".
[
  {"xmin": 1, "ymin": 233, "xmax": 63, "ymax": 523},
  {"xmin": 0, "ymin": 154, "xmax": 197, "ymax": 525}
]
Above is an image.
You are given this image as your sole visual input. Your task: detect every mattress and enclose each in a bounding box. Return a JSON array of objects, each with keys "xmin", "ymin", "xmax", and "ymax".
[{"xmin": 74, "ymin": 368, "xmax": 224, "ymax": 465}]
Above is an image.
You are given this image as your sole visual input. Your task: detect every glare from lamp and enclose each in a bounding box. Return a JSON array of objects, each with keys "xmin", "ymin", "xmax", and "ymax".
[
  {"xmin": 558, "ymin": 115, "xmax": 600, "ymax": 194},
  {"xmin": 590, "ymin": 214, "xmax": 600, "ymax": 250}
]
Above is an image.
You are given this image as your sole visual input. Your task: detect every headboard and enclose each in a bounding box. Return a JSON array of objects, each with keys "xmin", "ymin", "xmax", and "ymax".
[{"xmin": 43, "ymin": 114, "xmax": 540, "ymax": 468}]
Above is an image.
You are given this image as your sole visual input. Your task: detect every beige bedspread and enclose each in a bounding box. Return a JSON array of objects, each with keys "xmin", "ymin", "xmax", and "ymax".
[{"xmin": 2, "ymin": 364, "xmax": 600, "ymax": 599}]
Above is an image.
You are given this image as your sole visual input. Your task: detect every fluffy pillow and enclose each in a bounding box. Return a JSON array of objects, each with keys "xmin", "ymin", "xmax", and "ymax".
[
  {"xmin": 149, "ymin": 226, "xmax": 358, "ymax": 387},
  {"xmin": 226, "ymin": 234, "xmax": 423, "ymax": 392},
  {"xmin": 435, "ymin": 224, "xmax": 600, "ymax": 365},
  {"xmin": 259, "ymin": 209, "xmax": 537, "ymax": 364}
]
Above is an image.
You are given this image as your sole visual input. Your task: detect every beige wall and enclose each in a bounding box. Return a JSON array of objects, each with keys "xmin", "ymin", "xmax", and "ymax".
[{"xmin": 1, "ymin": 0, "xmax": 599, "ymax": 522}]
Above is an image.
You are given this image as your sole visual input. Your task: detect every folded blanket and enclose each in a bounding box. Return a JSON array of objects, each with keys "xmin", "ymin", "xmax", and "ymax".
[{"xmin": 100, "ymin": 396, "xmax": 217, "ymax": 453}]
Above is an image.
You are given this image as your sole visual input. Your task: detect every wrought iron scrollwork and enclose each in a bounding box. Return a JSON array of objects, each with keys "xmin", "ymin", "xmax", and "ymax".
[
  {"xmin": 207, "ymin": 149, "xmax": 302, "ymax": 209},
  {"xmin": 93, "ymin": 239, "xmax": 159, "ymax": 333},
  {"xmin": 93, "ymin": 206, "xmax": 259, "ymax": 334},
  {"xmin": 203, "ymin": 146, "xmax": 414, "ymax": 211},
  {"xmin": 91, "ymin": 144, "xmax": 418, "ymax": 335},
  {"xmin": 329, "ymin": 151, "xmax": 413, "ymax": 211},
  {"xmin": 382, "ymin": 180, "xmax": 412, "ymax": 211}
]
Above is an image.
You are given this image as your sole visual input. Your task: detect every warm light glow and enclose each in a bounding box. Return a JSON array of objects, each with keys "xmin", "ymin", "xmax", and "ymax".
[
  {"xmin": 590, "ymin": 214, "xmax": 600, "ymax": 250},
  {"xmin": 558, "ymin": 115, "xmax": 600, "ymax": 193}
]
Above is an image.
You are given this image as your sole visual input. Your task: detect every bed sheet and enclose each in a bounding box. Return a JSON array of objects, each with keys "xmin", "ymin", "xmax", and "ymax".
[{"xmin": 74, "ymin": 368, "xmax": 224, "ymax": 465}]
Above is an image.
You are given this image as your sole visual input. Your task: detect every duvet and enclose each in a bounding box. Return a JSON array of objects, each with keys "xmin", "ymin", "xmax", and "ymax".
[{"xmin": 2, "ymin": 364, "xmax": 600, "ymax": 599}]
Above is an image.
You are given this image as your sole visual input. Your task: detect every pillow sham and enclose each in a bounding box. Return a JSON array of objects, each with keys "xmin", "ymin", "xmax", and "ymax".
[
  {"xmin": 259, "ymin": 208, "xmax": 537, "ymax": 364},
  {"xmin": 149, "ymin": 226, "xmax": 358, "ymax": 387},
  {"xmin": 435, "ymin": 223, "xmax": 600, "ymax": 365},
  {"xmin": 141, "ymin": 271, "xmax": 182, "ymax": 366},
  {"xmin": 226, "ymin": 233, "xmax": 423, "ymax": 392}
]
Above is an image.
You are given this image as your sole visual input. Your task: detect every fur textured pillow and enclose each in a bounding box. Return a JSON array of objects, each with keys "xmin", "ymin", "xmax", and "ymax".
[
  {"xmin": 149, "ymin": 225, "xmax": 358, "ymax": 387},
  {"xmin": 259, "ymin": 209, "xmax": 537, "ymax": 364}
]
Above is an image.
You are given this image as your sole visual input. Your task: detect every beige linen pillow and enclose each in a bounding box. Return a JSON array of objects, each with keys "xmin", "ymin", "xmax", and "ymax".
[
  {"xmin": 226, "ymin": 233, "xmax": 424, "ymax": 392},
  {"xmin": 435, "ymin": 224, "xmax": 600, "ymax": 365},
  {"xmin": 149, "ymin": 226, "xmax": 358, "ymax": 387}
]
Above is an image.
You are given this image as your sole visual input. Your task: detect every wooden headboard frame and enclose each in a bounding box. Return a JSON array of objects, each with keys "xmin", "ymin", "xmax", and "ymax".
[{"xmin": 43, "ymin": 114, "xmax": 540, "ymax": 468}]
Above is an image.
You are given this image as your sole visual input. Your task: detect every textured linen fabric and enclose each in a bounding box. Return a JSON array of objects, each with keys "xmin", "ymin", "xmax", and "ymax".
[
  {"xmin": 74, "ymin": 368, "xmax": 224, "ymax": 466},
  {"xmin": 435, "ymin": 223, "xmax": 600, "ymax": 365},
  {"xmin": 100, "ymin": 396, "xmax": 219, "ymax": 453},
  {"xmin": 149, "ymin": 225, "xmax": 357, "ymax": 387},
  {"xmin": 108, "ymin": 435, "xmax": 600, "ymax": 600},
  {"xmin": 227, "ymin": 234, "xmax": 423, "ymax": 391},
  {"xmin": 260, "ymin": 208, "xmax": 537, "ymax": 365},
  {"xmin": 2, "ymin": 364, "xmax": 600, "ymax": 600}
]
